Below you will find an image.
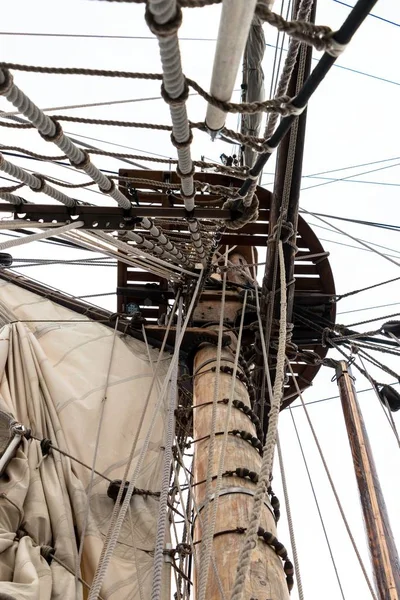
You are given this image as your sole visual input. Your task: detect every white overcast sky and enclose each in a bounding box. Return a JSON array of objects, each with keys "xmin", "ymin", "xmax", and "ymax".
[{"xmin": 1, "ymin": 1, "xmax": 400, "ymax": 598}]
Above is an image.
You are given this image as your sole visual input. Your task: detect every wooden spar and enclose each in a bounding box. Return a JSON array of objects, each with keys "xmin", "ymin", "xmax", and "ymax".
[
  {"xmin": 192, "ymin": 251, "xmax": 289, "ymax": 600},
  {"xmin": 335, "ymin": 361, "xmax": 400, "ymax": 600}
]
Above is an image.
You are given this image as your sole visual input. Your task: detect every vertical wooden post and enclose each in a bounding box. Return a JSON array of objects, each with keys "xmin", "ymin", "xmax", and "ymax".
[
  {"xmin": 192, "ymin": 251, "xmax": 290, "ymax": 600},
  {"xmin": 335, "ymin": 361, "xmax": 400, "ymax": 600}
]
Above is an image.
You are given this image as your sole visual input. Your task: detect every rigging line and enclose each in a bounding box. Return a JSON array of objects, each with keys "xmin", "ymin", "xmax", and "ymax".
[
  {"xmin": 302, "ymin": 210, "xmax": 400, "ymax": 232},
  {"xmin": 276, "ymin": 433, "xmax": 304, "ymax": 600},
  {"xmin": 287, "ymin": 405, "xmax": 346, "ymax": 600},
  {"xmin": 152, "ymin": 299, "xmax": 183, "ymax": 600},
  {"xmin": 50, "ymin": 553, "xmax": 105, "ymax": 600},
  {"xmin": 300, "ymin": 207, "xmax": 400, "ymax": 269},
  {"xmin": 172, "ymin": 440, "xmax": 227, "ymax": 600},
  {"xmin": 332, "ymin": 0, "xmax": 400, "ymax": 28},
  {"xmin": 358, "ymin": 354, "xmax": 400, "ymax": 448},
  {"xmin": 344, "ymin": 311, "xmax": 400, "ymax": 329},
  {"xmin": 337, "ymin": 275, "xmax": 400, "ymax": 301},
  {"xmin": 0, "ymin": 93, "xmax": 198, "ymax": 116},
  {"xmin": 266, "ymin": 42, "xmax": 400, "ymax": 88},
  {"xmin": 75, "ymin": 317, "xmax": 120, "ymax": 591},
  {"xmin": 266, "ymin": 174, "xmax": 400, "ymax": 187},
  {"xmin": 231, "ymin": 242, "xmax": 287, "ymax": 600},
  {"xmin": 290, "ymin": 381, "xmax": 400, "ymax": 409},
  {"xmin": 337, "ymin": 301, "xmax": 400, "ymax": 316},
  {"xmin": 87, "ymin": 271, "xmax": 205, "ymax": 600},
  {"xmin": 86, "ymin": 291, "xmax": 182, "ymax": 599},
  {"xmin": 318, "ymin": 236, "xmax": 400, "ymax": 261},
  {"xmin": 287, "ymin": 361, "xmax": 378, "ymax": 600},
  {"xmin": 0, "ymin": 32, "xmax": 219, "ymax": 41},
  {"xmin": 300, "ymin": 161, "xmax": 400, "ymax": 191},
  {"xmin": 261, "ymin": 155, "xmax": 400, "ymax": 183},
  {"xmin": 1, "ymin": 32, "xmax": 396, "ymax": 86}
]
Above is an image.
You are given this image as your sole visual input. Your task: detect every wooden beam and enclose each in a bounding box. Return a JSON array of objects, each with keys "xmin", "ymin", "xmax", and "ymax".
[{"xmin": 335, "ymin": 361, "xmax": 400, "ymax": 600}]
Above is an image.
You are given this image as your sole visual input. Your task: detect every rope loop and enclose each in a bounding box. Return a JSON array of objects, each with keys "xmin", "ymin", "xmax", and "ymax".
[
  {"xmin": 40, "ymin": 438, "xmax": 52, "ymax": 456},
  {"xmin": 0, "ymin": 69, "xmax": 13, "ymax": 96},
  {"xmin": 145, "ymin": 4, "xmax": 183, "ymax": 38}
]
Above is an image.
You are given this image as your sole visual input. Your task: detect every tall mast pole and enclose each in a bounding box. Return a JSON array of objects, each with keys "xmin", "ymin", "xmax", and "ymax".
[
  {"xmin": 192, "ymin": 250, "xmax": 290, "ymax": 599},
  {"xmin": 335, "ymin": 360, "xmax": 400, "ymax": 600}
]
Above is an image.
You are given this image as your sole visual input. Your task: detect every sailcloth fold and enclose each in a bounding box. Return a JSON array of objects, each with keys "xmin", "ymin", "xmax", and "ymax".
[{"xmin": 0, "ymin": 280, "xmax": 171, "ymax": 599}]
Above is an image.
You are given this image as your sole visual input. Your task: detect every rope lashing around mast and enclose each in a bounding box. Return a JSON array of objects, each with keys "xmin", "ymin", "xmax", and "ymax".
[{"xmin": 231, "ymin": 241, "xmax": 288, "ymax": 600}]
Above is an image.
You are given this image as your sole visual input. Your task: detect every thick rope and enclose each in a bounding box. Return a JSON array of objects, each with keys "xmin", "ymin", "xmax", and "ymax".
[
  {"xmin": 87, "ymin": 275, "xmax": 203, "ymax": 600},
  {"xmin": 0, "ymin": 69, "xmax": 131, "ymax": 209},
  {"xmin": 75, "ymin": 318, "xmax": 120, "ymax": 593},
  {"xmin": 151, "ymin": 299, "xmax": 182, "ymax": 600},
  {"xmin": 0, "ymin": 153, "xmax": 77, "ymax": 207},
  {"xmin": 0, "ymin": 64, "xmax": 300, "ymax": 115},
  {"xmin": 230, "ymin": 241, "xmax": 287, "ymax": 600},
  {"xmin": 0, "ymin": 221, "xmax": 84, "ymax": 250},
  {"xmin": 277, "ymin": 434, "xmax": 304, "ymax": 600}
]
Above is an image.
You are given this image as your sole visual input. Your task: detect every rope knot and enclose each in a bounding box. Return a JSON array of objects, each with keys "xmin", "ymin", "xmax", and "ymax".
[
  {"xmin": 321, "ymin": 327, "xmax": 334, "ymax": 348},
  {"xmin": 40, "ymin": 545, "xmax": 54, "ymax": 565},
  {"xmin": 223, "ymin": 194, "xmax": 259, "ymax": 230},
  {"xmin": 40, "ymin": 438, "xmax": 52, "ymax": 457},
  {"xmin": 145, "ymin": 5, "xmax": 183, "ymax": 38}
]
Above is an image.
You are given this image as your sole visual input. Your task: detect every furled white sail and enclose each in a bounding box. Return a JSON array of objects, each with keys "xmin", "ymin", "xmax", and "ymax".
[{"xmin": 0, "ymin": 280, "xmax": 171, "ymax": 599}]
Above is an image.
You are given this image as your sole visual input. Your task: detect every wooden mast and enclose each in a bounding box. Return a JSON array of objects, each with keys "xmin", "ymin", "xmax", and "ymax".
[
  {"xmin": 192, "ymin": 250, "xmax": 290, "ymax": 599},
  {"xmin": 335, "ymin": 361, "xmax": 400, "ymax": 600}
]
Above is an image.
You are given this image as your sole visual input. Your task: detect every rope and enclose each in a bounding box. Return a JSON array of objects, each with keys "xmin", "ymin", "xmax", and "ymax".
[
  {"xmin": 0, "ymin": 69, "xmax": 131, "ymax": 209},
  {"xmin": 277, "ymin": 434, "xmax": 304, "ymax": 600},
  {"xmin": 287, "ymin": 361, "xmax": 378, "ymax": 600},
  {"xmin": 87, "ymin": 275, "xmax": 203, "ymax": 600},
  {"xmin": 287, "ymin": 404, "xmax": 346, "ymax": 600},
  {"xmin": 0, "ymin": 221, "xmax": 84, "ymax": 250},
  {"xmin": 0, "ymin": 64, "xmax": 300, "ymax": 115},
  {"xmin": 0, "ymin": 153, "xmax": 78, "ymax": 207},
  {"xmin": 151, "ymin": 299, "xmax": 182, "ymax": 600},
  {"xmin": 230, "ymin": 241, "xmax": 287, "ymax": 600},
  {"xmin": 75, "ymin": 318, "xmax": 120, "ymax": 592}
]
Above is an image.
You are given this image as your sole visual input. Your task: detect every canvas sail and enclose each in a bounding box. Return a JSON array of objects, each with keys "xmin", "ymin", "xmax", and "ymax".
[{"xmin": 0, "ymin": 279, "xmax": 171, "ymax": 599}]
